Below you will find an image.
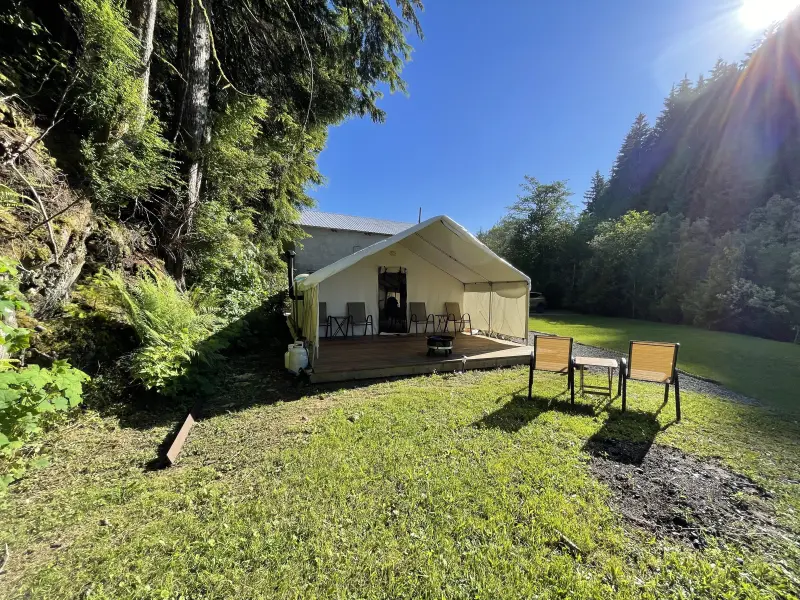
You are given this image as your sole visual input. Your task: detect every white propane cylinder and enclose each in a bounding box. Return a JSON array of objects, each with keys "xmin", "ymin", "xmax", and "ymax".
[{"xmin": 284, "ymin": 342, "xmax": 309, "ymax": 375}]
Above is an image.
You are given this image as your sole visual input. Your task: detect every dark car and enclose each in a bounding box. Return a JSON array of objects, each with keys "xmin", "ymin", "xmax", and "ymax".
[{"xmin": 529, "ymin": 291, "xmax": 547, "ymax": 313}]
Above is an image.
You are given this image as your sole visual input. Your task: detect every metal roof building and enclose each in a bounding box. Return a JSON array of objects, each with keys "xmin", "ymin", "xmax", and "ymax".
[{"xmin": 298, "ymin": 210, "xmax": 414, "ymax": 236}]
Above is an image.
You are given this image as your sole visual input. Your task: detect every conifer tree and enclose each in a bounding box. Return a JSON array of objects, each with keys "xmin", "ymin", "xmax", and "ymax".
[
  {"xmin": 601, "ymin": 113, "xmax": 652, "ymax": 217},
  {"xmin": 583, "ymin": 170, "xmax": 607, "ymax": 214}
]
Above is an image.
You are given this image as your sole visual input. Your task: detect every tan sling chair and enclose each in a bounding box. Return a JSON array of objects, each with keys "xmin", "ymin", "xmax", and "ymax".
[
  {"xmin": 527, "ymin": 335, "xmax": 575, "ymax": 403},
  {"xmin": 620, "ymin": 341, "xmax": 681, "ymax": 421},
  {"xmin": 408, "ymin": 302, "xmax": 435, "ymax": 334},
  {"xmin": 318, "ymin": 302, "xmax": 331, "ymax": 338},
  {"xmin": 444, "ymin": 302, "xmax": 472, "ymax": 334},
  {"xmin": 347, "ymin": 302, "xmax": 374, "ymax": 337}
]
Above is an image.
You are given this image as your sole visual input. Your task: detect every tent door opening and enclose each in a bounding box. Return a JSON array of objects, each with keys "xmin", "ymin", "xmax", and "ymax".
[{"xmin": 378, "ymin": 267, "xmax": 407, "ymax": 333}]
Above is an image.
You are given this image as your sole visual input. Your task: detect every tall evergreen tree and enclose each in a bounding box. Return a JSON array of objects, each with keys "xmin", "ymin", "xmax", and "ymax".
[
  {"xmin": 599, "ymin": 112, "xmax": 652, "ymax": 218},
  {"xmin": 583, "ymin": 170, "xmax": 607, "ymax": 214}
]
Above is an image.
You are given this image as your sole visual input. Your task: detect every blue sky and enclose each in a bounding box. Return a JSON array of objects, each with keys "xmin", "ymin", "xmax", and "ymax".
[{"xmin": 310, "ymin": 0, "xmax": 767, "ymax": 233}]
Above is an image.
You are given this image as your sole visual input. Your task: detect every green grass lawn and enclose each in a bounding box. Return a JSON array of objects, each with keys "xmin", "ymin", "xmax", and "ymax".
[
  {"xmin": 530, "ymin": 312, "xmax": 800, "ymax": 412},
  {"xmin": 2, "ymin": 355, "xmax": 799, "ymax": 599}
]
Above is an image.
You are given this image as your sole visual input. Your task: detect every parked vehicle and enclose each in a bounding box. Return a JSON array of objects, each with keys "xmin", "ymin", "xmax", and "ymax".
[{"xmin": 529, "ymin": 291, "xmax": 547, "ymax": 313}]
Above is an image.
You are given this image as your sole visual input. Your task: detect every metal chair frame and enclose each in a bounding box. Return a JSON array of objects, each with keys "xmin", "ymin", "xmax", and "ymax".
[
  {"xmin": 619, "ymin": 341, "xmax": 681, "ymax": 421},
  {"xmin": 347, "ymin": 302, "xmax": 374, "ymax": 337},
  {"xmin": 527, "ymin": 335, "xmax": 576, "ymax": 404},
  {"xmin": 408, "ymin": 302, "xmax": 435, "ymax": 335}
]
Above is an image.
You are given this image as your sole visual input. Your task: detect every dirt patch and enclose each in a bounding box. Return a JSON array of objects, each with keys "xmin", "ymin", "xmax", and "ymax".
[{"xmin": 587, "ymin": 440, "xmax": 789, "ymax": 550}]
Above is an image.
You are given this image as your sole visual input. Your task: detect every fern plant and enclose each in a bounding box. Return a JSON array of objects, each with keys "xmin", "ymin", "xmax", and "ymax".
[{"xmin": 85, "ymin": 268, "xmax": 224, "ymax": 395}]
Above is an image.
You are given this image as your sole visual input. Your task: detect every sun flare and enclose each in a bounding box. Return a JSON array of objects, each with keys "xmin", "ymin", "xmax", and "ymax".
[{"xmin": 739, "ymin": 0, "xmax": 800, "ymax": 30}]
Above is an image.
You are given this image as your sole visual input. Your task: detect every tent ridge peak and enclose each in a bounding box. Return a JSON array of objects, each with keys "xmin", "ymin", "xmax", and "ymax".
[{"xmin": 297, "ymin": 214, "xmax": 530, "ymax": 290}]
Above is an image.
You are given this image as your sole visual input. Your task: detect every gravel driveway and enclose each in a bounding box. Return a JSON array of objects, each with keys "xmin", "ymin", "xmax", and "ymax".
[{"xmin": 528, "ymin": 331, "xmax": 759, "ymax": 406}]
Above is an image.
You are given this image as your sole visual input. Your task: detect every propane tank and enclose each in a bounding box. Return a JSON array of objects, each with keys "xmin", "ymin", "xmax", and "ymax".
[{"xmin": 284, "ymin": 342, "xmax": 309, "ymax": 375}]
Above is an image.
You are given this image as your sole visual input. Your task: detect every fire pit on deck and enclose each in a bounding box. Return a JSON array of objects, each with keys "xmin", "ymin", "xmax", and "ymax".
[{"xmin": 426, "ymin": 335, "xmax": 454, "ymax": 356}]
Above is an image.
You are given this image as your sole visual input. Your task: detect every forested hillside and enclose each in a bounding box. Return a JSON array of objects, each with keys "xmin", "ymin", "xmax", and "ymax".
[
  {"xmin": 0, "ymin": 0, "xmax": 421, "ymax": 485},
  {"xmin": 481, "ymin": 11, "xmax": 800, "ymax": 343}
]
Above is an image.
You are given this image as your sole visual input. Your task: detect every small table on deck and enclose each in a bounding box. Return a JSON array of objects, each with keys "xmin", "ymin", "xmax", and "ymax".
[
  {"xmin": 434, "ymin": 314, "xmax": 450, "ymax": 333},
  {"xmin": 574, "ymin": 356, "xmax": 620, "ymax": 397},
  {"xmin": 329, "ymin": 315, "xmax": 350, "ymax": 338}
]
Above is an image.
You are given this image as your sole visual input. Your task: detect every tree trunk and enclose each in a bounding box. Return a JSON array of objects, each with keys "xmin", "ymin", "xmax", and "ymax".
[
  {"xmin": 129, "ymin": 0, "xmax": 158, "ymax": 125},
  {"xmin": 166, "ymin": 0, "xmax": 211, "ymax": 286}
]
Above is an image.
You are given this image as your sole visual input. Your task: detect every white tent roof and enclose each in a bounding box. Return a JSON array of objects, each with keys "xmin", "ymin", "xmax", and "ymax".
[{"xmin": 297, "ymin": 215, "xmax": 530, "ymax": 289}]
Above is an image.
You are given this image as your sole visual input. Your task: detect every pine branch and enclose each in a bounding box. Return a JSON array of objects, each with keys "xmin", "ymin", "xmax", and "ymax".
[{"xmin": 23, "ymin": 196, "xmax": 85, "ymax": 238}]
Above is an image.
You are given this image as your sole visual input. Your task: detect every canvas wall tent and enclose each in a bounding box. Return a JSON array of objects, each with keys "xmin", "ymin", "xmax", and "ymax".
[{"xmin": 295, "ymin": 215, "xmax": 531, "ymax": 360}]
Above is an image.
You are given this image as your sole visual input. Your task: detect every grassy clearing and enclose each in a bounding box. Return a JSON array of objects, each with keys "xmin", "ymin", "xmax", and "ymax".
[
  {"xmin": 530, "ymin": 312, "xmax": 800, "ymax": 412},
  {"xmin": 2, "ymin": 355, "xmax": 799, "ymax": 599}
]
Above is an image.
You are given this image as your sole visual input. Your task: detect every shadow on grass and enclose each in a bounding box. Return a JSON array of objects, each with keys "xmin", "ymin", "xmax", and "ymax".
[
  {"xmin": 84, "ymin": 294, "xmax": 406, "ymax": 470},
  {"xmin": 474, "ymin": 391, "xmax": 596, "ymax": 432},
  {"xmin": 107, "ymin": 296, "xmax": 382, "ymax": 428},
  {"xmin": 583, "ymin": 399, "xmax": 675, "ymax": 465}
]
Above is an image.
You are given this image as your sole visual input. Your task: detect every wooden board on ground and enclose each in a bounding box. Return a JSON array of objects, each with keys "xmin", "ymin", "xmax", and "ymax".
[{"xmin": 166, "ymin": 411, "xmax": 196, "ymax": 465}]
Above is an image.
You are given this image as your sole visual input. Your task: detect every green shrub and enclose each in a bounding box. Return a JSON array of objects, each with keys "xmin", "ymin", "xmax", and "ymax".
[
  {"xmin": 0, "ymin": 361, "xmax": 89, "ymax": 488},
  {"xmin": 87, "ymin": 268, "xmax": 225, "ymax": 395},
  {"xmin": 73, "ymin": 0, "xmax": 175, "ymax": 209},
  {"xmin": 1, "ymin": 257, "xmax": 89, "ymax": 489}
]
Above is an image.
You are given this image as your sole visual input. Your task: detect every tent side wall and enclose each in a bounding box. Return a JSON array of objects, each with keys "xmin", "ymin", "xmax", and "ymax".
[
  {"xmin": 318, "ymin": 244, "xmax": 465, "ymax": 332},
  {"xmin": 464, "ymin": 281, "xmax": 529, "ymax": 340}
]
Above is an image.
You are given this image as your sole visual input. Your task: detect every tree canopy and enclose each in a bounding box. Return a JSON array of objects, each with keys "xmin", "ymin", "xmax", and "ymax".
[
  {"xmin": 1, "ymin": 0, "xmax": 423, "ymax": 301},
  {"xmin": 480, "ymin": 11, "xmax": 800, "ymax": 342}
]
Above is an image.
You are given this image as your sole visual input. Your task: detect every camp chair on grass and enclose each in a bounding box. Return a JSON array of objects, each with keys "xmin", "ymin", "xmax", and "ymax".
[
  {"xmin": 445, "ymin": 302, "xmax": 472, "ymax": 334},
  {"xmin": 408, "ymin": 302, "xmax": 435, "ymax": 334},
  {"xmin": 528, "ymin": 335, "xmax": 575, "ymax": 403},
  {"xmin": 347, "ymin": 302, "xmax": 374, "ymax": 337},
  {"xmin": 319, "ymin": 302, "xmax": 330, "ymax": 338},
  {"xmin": 620, "ymin": 341, "xmax": 681, "ymax": 421}
]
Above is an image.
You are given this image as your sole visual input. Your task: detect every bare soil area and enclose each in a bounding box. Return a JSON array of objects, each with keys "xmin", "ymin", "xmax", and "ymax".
[{"xmin": 586, "ymin": 439, "xmax": 792, "ymax": 550}]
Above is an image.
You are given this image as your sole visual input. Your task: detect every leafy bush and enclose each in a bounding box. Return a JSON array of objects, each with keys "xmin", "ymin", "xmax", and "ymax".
[
  {"xmin": 715, "ymin": 278, "xmax": 789, "ymax": 338},
  {"xmin": 0, "ymin": 362, "xmax": 89, "ymax": 488},
  {"xmin": 1, "ymin": 257, "xmax": 89, "ymax": 489},
  {"xmin": 86, "ymin": 268, "xmax": 225, "ymax": 395}
]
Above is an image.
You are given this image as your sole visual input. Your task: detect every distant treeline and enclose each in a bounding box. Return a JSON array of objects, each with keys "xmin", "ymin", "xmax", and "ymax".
[{"xmin": 480, "ymin": 12, "xmax": 800, "ymax": 342}]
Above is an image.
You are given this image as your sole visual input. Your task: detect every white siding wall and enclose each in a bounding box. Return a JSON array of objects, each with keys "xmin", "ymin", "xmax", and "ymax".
[
  {"xmin": 294, "ymin": 226, "xmax": 391, "ymax": 274},
  {"xmin": 318, "ymin": 244, "xmax": 464, "ymax": 335}
]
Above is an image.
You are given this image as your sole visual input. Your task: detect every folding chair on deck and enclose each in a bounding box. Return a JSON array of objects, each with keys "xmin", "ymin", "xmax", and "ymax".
[
  {"xmin": 408, "ymin": 302, "xmax": 435, "ymax": 335},
  {"xmin": 319, "ymin": 302, "xmax": 330, "ymax": 338},
  {"xmin": 347, "ymin": 302, "xmax": 374, "ymax": 337},
  {"xmin": 444, "ymin": 302, "xmax": 472, "ymax": 334}
]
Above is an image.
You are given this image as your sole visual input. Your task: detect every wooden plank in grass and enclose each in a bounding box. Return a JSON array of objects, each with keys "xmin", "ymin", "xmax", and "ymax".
[{"xmin": 166, "ymin": 411, "xmax": 196, "ymax": 465}]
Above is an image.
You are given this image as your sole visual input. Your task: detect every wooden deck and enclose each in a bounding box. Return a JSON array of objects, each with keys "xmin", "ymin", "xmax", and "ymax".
[{"xmin": 309, "ymin": 333, "xmax": 531, "ymax": 383}]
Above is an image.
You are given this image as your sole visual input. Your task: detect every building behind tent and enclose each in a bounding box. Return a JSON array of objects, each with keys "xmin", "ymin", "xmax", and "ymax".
[{"xmin": 293, "ymin": 210, "xmax": 414, "ymax": 274}]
